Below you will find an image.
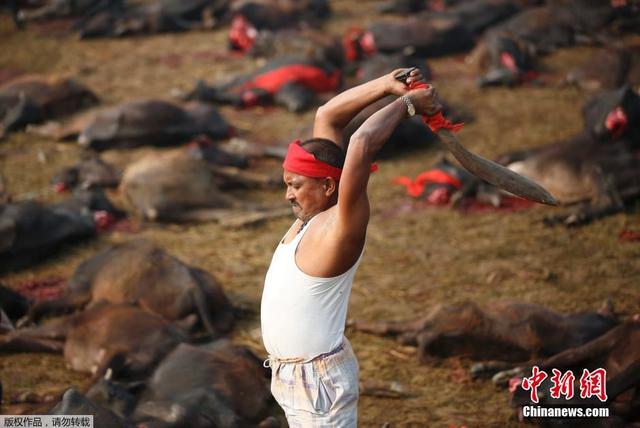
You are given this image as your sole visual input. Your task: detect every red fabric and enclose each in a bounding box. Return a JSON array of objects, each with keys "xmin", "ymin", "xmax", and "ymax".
[
  {"xmin": 408, "ymin": 81, "xmax": 464, "ymax": 133},
  {"xmin": 17, "ymin": 277, "xmax": 66, "ymax": 302},
  {"xmin": 393, "ymin": 169, "xmax": 462, "ymax": 197},
  {"xmin": 242, "ymin": 64, "xmax": 340, "ymax": 95},
  {"xmin": 500, "ymin": 51, "xmax": 518, "ymax": 73},
  {"xmin": 283, "ymin": 140, "xmax": 377, "ymax": 180},
  {"xmin": 229, "ymin": 15, "xmax": 257, "ymax": 52},
  {"xmin": 343, "ymin": 27, "xmax": 376, "ymax": 62},
  {"xmin": 605, "ymin": 106, "xmax": 628, "ymax": 139},
  {"xmin": 343, "ymin": 26, "xmax": 363, "ymax": 62},
  {"xmin": 619, "ymin": 228, "xmax": 640, "ymax": 242}
]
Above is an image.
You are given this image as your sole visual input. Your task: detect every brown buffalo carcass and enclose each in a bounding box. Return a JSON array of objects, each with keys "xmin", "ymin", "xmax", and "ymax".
[
  {"xmin": 442, "ymin": 87, "xmax": 640, "ymax": 225},
  {"xmin": 0, "ymin": 75, "xmax": 98, "ymax": 137},
  {"xmin": 1, "ymin": 303, "xmax": 189, "ymax": 379},
  {"xmin": 351, "ymin": 301, "xmax": 618, "ymax": 366},
  {"xmin": 25, "ymin": 239, "xmax": 234, "ymax": 337},
  {"xmin": 133, "ymin": 340, "xmax": 277, "ymax": 428},
  {"xmin": 506, "ymin": 318, "xmax": 640, "ymax": 427},
  {"xmin": 495, "ymin": 132, "xmax": 639, "ymax": 226},
  {"xmin": 52, "ymin": 155, "xmax": 120, "ymax": 192},
  {"xmin": 77, "ymin": 99, "xmax": 232, "ymax": 151},
  {"xmin": 120, "ymin": 146, "xmax": 285, "ymax": 223}
]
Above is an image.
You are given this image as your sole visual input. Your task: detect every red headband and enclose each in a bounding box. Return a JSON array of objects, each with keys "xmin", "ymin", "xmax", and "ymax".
[{"xmin": 282, "ymin": 140, "xmax": 377, "ymax": 181}]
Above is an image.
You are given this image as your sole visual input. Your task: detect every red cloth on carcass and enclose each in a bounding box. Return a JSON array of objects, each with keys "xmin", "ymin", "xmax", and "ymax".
[
  {"xmin": 241, "ymin": 64, "xmax": 340, "ymax": 95},
  {"xmin": 229, "ymin": 15, "xmax": 257, "ymax": 52},
  {"xmin": 393, "ymin": 169, "xmax": 462, "ymax": 198}
]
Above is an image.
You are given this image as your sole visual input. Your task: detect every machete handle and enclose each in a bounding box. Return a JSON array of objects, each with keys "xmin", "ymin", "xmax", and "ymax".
[{"xmin": 394, "ymin": 67, "xmax": 419, "ymax": 84}]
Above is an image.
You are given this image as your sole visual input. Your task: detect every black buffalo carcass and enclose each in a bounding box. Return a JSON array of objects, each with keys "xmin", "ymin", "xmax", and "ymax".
[
  {"xmin": 0, "ymin": 189, "xmax": 121, "ymax": 272},
  {"xmin": 77, "ymin": 99, "xmax": 232, "ymax": 150},
  {"xmin": 471, "ymin": 1, "xmax": 639, "ymax": 87},
  {"xmin": 0, "ymin": 75, "xmax": 98, "ymax": 138},
  {"xmin": 227, "ymin": 0, "xmax": 330, "ymax": 52},
  {"xmin": 75, "ymin": 0, "xmax": 228, "ymax": 39},
  {"xmin": 182, "ymin": 56, "xmax": 341, "ymax": 113},
  {"xmin": 50, "ymin": 388, "xmax": 133, "ymax": 428},
  {"xmin": 24, "ymin": 240, "xmax": 234, "ymax": 337}
]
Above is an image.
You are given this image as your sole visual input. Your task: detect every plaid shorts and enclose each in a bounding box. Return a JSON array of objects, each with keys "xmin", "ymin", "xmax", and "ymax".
[{"xmin": 266, "ymin": 338, "xmax": 359, "ymax": 427}]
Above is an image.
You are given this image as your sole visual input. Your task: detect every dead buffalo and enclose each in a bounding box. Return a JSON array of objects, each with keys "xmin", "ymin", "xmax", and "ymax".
[
  {"xmin": 583, "ymin": 85, "xmax": 640, "ymax": 142},
  {"xmin": 345, "ymin": 16, "xmax": 474, "ymax": 61},
  {"xmin": 52, "ymin": 155, "xmax": 120, "ymax": 192},
  {"xmin": 75, "ymin": 0, "xmax": 224, "ymax": 39},
  {"xmin": 50, "ymin": 388, "xmax": 133, "ymax": 428},
  {"xmin": 248, "ymin": 28, "xmax": 345, "ymax": 68},
  {"xmin": 567, "ymin": 46, "xmax": 640, "ymax": 92},
  {"xmin": 0, "ymin": 189, "xmax": 121, "ymax": 272},
  {"xmin": 470, "ymin": 2, "xmax": 631, "ymax": 87},
  {"xmin": 14, "ymin": 0, "xmax": 121, "ymax": 22},
  {"xmin": 77, "ymin": 99, "xmax": 231, "ymax": 150},
  {"xmin": 183, "ymin": 56, "xmax": 340, "ymax": 113},
  {"xmin": 2, "ymin": 303, "xmax": 189, "ymax": 379},
  {"xmin": 26, "ymin": 239, "xmax": 234, "ymax": 337},
  {"xmin": 492, "ymin": 132, "xmax": 640, "ymax": 226},
  {"xmin": 0, "ymin": 284, "xmax": 30, "ymax": 324},
  {"xmin": 351, "ymin": 301, "xmax": 618, "ymax": 365},
  {"xmin": 507, "ymin": 318, "xmax": 640, "ymax": 427},
  {"xmin": 436, "ymin": 84, "xmax": 640, "ymax": 225},
  {"xmin": 227, "ymin": 0, "xmax": 330, "ymax": 52},
  {"xmin": 0, "ymin": 75, "xmax": 98, "ymax": 137},
  {"xmin": 429, "ymin": 0, "xmax": 522, "ymax": 36},
  {"xmin": 133, "ymin": 340, "xmax": 275, "ymax": 428},
  {"xmin": 120, "ymin": 147, "xmax": 283, "ymax": 222}
]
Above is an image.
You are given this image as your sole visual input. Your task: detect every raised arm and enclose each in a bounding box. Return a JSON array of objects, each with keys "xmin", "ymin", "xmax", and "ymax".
[
  {"xmin": 336, "ymin": 85, "xmax": 441, "ymax": 241},
  {"xmin": 313, "ymin": 68, "xmax": 424, "ymax": 145}
]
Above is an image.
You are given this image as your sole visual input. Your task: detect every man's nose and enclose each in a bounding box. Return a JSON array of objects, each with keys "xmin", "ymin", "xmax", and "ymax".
[{"xmin": 286, "ymin": 188, "xmax": 295, "ymax": 202}]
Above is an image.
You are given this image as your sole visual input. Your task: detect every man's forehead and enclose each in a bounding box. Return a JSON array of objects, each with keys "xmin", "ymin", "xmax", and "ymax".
[{"xmin": 283, "ymin": 170, "xmax": 307, "ymax": 182}]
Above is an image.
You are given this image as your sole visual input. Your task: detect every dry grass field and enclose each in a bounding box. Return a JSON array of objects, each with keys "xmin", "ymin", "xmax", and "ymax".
[{"xmin": 1, "ymin": 1, "xmax": 639, "ymax": 427}]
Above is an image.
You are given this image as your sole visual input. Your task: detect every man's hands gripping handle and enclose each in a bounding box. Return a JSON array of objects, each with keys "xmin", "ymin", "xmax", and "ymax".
[{"xmin": 392, "ymin": 68, "xmax": 461, "ymax": 133}]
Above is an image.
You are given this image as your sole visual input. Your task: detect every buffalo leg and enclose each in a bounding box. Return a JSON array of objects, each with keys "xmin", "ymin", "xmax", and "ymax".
[{"xmin": 0, "ymin": 333, "xmax": 63, "ymax": 353}]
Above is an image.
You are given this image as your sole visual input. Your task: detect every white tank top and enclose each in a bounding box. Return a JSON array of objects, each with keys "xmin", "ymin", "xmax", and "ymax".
[{"xmin": 261, "ymin": 216, "xmax": 363, "ymax": 360}]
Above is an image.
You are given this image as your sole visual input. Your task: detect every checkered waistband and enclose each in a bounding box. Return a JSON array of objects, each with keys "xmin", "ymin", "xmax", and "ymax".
[{"xmin": 263, "ymin": 342, "xmax": 345, "ymax": 368}]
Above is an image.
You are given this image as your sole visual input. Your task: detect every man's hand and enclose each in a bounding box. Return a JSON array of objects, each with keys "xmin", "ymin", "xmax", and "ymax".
[
  {"xmin": 407, "ymin": 86, "xmax": 442, "ymax": 116},
  {"xmin": 386, "ymin": 68, "xmax": 425, "ymax": 97}
]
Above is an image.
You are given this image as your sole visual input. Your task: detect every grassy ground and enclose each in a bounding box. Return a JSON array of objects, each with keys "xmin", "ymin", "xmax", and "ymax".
[{"xmin": 1, "ymin": 1, "xmax": 639, "ymax": 427}]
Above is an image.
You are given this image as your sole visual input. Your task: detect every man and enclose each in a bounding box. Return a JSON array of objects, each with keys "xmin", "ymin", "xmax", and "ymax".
[{"xmin": 261, "ymin": 68, "xmax": 441, "ymax": 426}]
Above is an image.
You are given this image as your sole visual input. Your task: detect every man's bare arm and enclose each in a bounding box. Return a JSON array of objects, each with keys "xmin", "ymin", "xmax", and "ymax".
[
  {"xmin": 313, "ymin": 68, "xmax": 423, "ymax": 145},
  {"xmin": 336, "ymin": 87, "xmax": 441, "ymax": 239}
]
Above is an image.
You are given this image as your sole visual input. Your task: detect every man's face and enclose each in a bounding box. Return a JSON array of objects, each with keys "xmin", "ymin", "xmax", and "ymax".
[{"xmin": 283, "ymin": 170, "xmax": 332, "ymax": 222}]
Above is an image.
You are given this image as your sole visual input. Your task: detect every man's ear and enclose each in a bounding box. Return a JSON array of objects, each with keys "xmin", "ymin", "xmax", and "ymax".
[{"xmin": 323, "ymin": 177, "xmax": 337, "ymax": 196}]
